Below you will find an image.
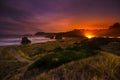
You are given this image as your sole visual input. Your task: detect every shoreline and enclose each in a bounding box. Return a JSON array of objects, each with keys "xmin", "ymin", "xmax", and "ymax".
[{"xmin": 0, "ymin": 36, "xmax": 55, "ymax": 47}]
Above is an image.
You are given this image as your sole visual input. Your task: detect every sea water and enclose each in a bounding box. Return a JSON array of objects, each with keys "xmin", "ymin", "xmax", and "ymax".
[{"xmin": 0, "ymin": 36, "xmax": 55, "ymax": 46}]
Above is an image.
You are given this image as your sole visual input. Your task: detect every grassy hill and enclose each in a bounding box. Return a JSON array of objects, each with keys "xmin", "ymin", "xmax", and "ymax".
[
  {"xmin": 39, "ymin": 52, "xmax": 120, "ymax": 80},
  {"xmin": 0, "ymin": 37, "xmax": 120, "ymax": 80},
  {"xmin": 0, "ymin": 47, "xmax": 27, "ymax": 80}
]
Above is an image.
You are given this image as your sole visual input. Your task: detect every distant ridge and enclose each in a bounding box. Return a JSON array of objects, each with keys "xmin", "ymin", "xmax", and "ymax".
[
  {"xmin": 35, "ymin": 22, "xmax": 120, "ymax": 38},
  {"xmin": 35, "ymin": 29, "xmax": 84, "ymax": 38}
]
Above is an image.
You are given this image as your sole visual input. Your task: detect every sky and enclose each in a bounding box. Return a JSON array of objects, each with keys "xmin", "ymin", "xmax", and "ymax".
[{"xmin": 0, "ymin": 0, "xmax": 120, "ymax": 35}]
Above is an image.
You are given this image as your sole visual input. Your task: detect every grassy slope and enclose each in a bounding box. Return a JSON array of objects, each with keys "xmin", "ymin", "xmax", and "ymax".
[
  {"xmin": 0, "ymin": 38, "xmax": 84, "ymax": 80},
  {"xmin": 39, "ymin": 52, "xmax": 120, "ymax": 80},
  {"xmin": 0, "ymin": 38, "xmax": 120, "ymax": 80},
  {"xmin": 17, "ymin": 38, "xmax": 84, "ymax": 58},
  {"xmin": 21, "ymin": 38, "xmax": 120, "ymax": 80},
  {"xmin": 0, "ymin": 47, "xmax": 27, "ymax": 80},
  {"xmin": 0, "ymin": 47, "xmax": 17, "ymax": 60}
]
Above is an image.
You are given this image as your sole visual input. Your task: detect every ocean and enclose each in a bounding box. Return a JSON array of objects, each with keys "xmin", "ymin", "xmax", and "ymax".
[{"xmin": 0, "ymin": 36, "xmax": 55, "ymax": 46}]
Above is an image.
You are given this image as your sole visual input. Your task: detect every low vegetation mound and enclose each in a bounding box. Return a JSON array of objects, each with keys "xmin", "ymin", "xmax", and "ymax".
[
  {"xmin": 39, "ymin": 52, "xmax": 120, "ymax": 80},
  {"xmin": 0, "ymin": 38, "xmax": 119, "ymax": 80},
  {"xmin": 21, "ymin": 38, "xmax": 120, "ymax": 80}
]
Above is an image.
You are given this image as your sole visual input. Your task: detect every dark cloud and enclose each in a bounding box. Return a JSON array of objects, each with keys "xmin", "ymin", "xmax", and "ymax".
[{"xmin": 0, "ymin": 0, "xmax": 120, "ymax": 35}]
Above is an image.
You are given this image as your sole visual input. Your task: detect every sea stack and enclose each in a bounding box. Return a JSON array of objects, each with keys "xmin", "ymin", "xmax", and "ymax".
[{"xmin": 21, "ymin": 37, "xmax": 31, "ymax": 45}]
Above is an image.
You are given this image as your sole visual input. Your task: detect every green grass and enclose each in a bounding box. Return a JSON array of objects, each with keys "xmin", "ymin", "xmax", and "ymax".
[
  {"xmin": 0, "ymin": 47, "xmax": 18, "ymax": 60},
  {"xmin": 0, "ymin": 38, "xmax": 120, "ymax": 80},
  {"xmin": 39, "ymin": 52, "xmax": 120, "ymax": 80},
  {"xmin": 101, "ymin": 42, "xmax": 120, "ymax": 55},
  {"xmin": 0, "ymin": 61, "xmax": 27, "ymax": 80},
  {"xmin": 28, "ymin": 50, "xmax": 87, "ymax": 71},
  {"xmin": 17, "ymin": 38, "xmax": 85, "ymax": 58},
  {"xmin": 17, "ymin": 49, "xmax": 32, "ymax": 60},
  {"xmin": 27, "ymin": 38, "xmax": 103, "ymax": 72},
  {"xmin": 0, "ymin": 47, "xmax": 28, "ymax": 80},
  {"xmin": 20, "ymin": 38, "xmax": 120, "ymax": 80}
]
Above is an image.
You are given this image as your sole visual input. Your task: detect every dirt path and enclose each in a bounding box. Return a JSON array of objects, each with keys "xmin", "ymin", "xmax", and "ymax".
[
  {"xmin": 3, "ymin": 49, "xmax": 34, "ymax": 80},
  {"xmin": 11, "ymin": 49, "xmax": 32, "ymax": 63}
]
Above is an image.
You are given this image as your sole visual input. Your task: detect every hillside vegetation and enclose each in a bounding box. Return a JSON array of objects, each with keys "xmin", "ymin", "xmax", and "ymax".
[
  {"xmin": 39, "ymin": 52, "xmax": 120, "ymax": 80},
  {"xmin": 0, "ymin": 47, "xmax": 27, "ymax": 80},
  {"xmin": 0, "ymin": 37, "xmax": 120, "ymax": 80}
]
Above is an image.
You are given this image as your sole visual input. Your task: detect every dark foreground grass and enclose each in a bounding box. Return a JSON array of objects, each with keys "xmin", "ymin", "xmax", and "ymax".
[
  {"xmin": 39, "ymin": 52, "xmax": 120, "ymax": 80},
  {"xmin": 28, "ymin": 50, "xmax": 87, "ymax": 71},
  {"xmin": 0, "ymin": 61, "xmax": 27, "ymax": 80},
  {"xmin": 27, "ymin": 38, "xmax": 103, "ymax": 72},
  {"xmin": 20, "ymin": 38, "xmax": 103, "ymax": 79},
  {"xmin": 1, "ymin": 38, "xmax": 119, "ymax": 80},
  {"xmin": 0, "ymin": 47, "xmax": 17, "ymax": 60},
  {"xmin": 21, "ymin": 38, "xmax": 120, "ymax": 80},
  {"xmin": 21, "ymin": 51, "xmax": 94, "ymax": 80}
]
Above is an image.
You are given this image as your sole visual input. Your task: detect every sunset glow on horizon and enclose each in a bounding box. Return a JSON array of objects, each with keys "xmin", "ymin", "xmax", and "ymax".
[
  {"xmin": 86, "ymin": 35, "xmax": 94, "ymax": 39},
  {"xmin": 84, "ymin": 31, "xmax": 95, "ymax": 39},
  {"xmin": 0, "ymin": 0, "xmax": 120, "ymax": 35}
]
